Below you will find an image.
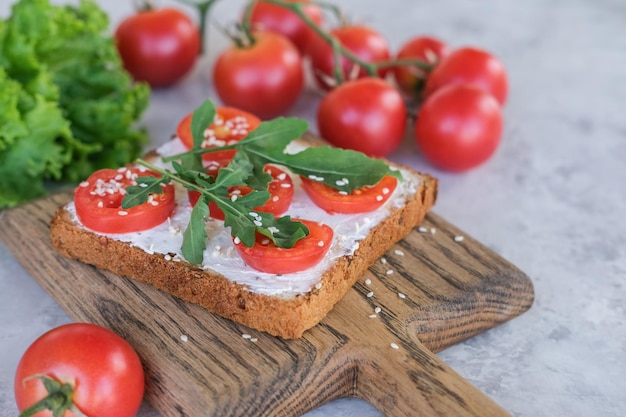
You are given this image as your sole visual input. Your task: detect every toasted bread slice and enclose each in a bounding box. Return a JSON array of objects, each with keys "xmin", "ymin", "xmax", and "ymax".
[{"xmin": 50, "ymin": 137, "xmax": 437, "ymax": 338}]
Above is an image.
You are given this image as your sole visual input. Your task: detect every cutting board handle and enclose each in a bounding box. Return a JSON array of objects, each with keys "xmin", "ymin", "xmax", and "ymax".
[{"xmin": 354, "ymin": 338, "xmax": 511, "ymax": 417}]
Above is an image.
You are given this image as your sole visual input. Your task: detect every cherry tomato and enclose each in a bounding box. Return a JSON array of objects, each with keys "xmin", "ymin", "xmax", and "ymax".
[
  {"xmin": 317, "ymin": 78, "xmax": 407, "ymax": 157},
  {"xmin": 234, "ymin": 219, "xmax": 333, "ymax": 274},
  {"xmin": 300, "ymin": 175, "xmax": 398, "ymax": 214},
  {"xmin": 14, "ymin": 323, "xmax": 144, "ymax": 417},
  {"xmin": 115, "ymin": 7, "xmax": 200, "ymax": 88},
  {"xmin": 75, "ymin": 167, "xmax": 176, "ymax": 234},
  {"xmin": 414, "ymin": 84, "xmax": 503, "ymax": 172},
  {"xmin": 213, "ymin": 31, "xmax": 305, "ymax": 119},
  {"xmin": 248, "ymin": 0, "xmax": 323, "ymax": 54},
  {"xmin": 392, "ymin": 36, "xmax": 450, "ymax": 98},
  {"xmin": 177, "ymin": 107, "xmax": 262, "ymax": 162},
  {"xmin": 307, "ymin": 25, "xmax": 391, "ymax": 90},
  {"xmin": 189, "ymin": 164, "xmax": 295, "ymax": 220},
  {"xmin": 423, "ymin": 46, "xmax": 509, "ymax": 105}
]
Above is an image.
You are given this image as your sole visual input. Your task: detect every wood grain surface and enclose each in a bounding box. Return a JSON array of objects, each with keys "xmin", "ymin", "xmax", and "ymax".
[{"xmin": 0, "ymin": 191, "xmax": 534, "ymax": 417}]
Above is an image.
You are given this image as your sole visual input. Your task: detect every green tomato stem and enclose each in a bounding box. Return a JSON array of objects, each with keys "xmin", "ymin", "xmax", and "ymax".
[{"xmin": 175, "ymin": 0, "xmax": 222, "ymax": 54}]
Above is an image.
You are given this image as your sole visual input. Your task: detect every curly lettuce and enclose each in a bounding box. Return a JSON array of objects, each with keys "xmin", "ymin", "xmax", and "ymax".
[{"xmin": 0, "ymin": 0, "xmax": 150, "ymax": 209}]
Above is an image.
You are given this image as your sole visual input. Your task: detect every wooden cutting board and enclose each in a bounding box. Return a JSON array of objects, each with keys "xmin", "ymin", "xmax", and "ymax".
[{"xmin": 0, "ymin": 190, "xmax": 534, "ymax": 417}]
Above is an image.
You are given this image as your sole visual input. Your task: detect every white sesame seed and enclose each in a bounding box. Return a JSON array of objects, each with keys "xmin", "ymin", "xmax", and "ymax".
[
  {"xmin": 231, "ymin": 195, "xmax": 238, "ymax": 202},
  {"xmin": 277, "ymin": 173, "xmax": 287, "ymax": 180},
  {"xmin": 381, "ymin": 257, "xmax": 387, "ymax": 264},
  {"xmin": 118, "ymin": 210, "xmax": 128, "ymax": 216},
  {"xmin": 250, "ymin": 337, "xmax": 258, "ymax": 342},
  {"xmin": 317, "ymin": 241, "xmax": 325, "ymax": 247},
  {"xmin": 79, "ymin": 181, "xmax": 90, "ymax": 187},
  {"xmin": 253, "ymin": 220, "xmax": 263, "ymax": 227},
  {"xmin": 418, "ymin": 226, "xmax": 428, "ymax": 233},
  {"xmin": 398, "ymin": 292, "xmax": 406, "ymax": 299},
  {"xmin": 234, "ymin": 236, "xmax": 241, "ymax": 244},
  {"xmin": 366, "ymin": 291, "xmax": 374, "ymax": 298},
  {"xmin": 280, "ymin": 183, "xmax": 292, "ymax": 188},
  {"xmin": 430, "ymin": 227, "xmax": 436, "ymax": 234},
  {"xmin": 261, "ymin": 239, "xmax": 270, "ymax": 245},
  {"xmin": 386, "ymin": 269, "xmax": 394, "ymax": 275},
  {"xmin": 242, "ymin": 333, "xmax": 252, "ymax": 339},
  {"xmin": 454, "ymin": 235, "xmax": 465, "ymax": 242},
  {"xmin": 382, "ymin": 187, "xmax": 390, "ymax": 195},
  {"xmin": 394, "ymin": 249, "xmax": 404, "ymax": 256},
  {"xmin": 338, "ymin": 191, "xmax": 349, "ymax": 195},
  {"xmin": 374, "ymin": 306, "xmax": 382, "ymax": 314},
  {"xmin": 272, "ymin": 196, "xmax": 280, "ymax": 202},
  {"xmin": 390, "ymin": 343, "xmax": 399, "ymax": 350},
  {"xmin": 180, "ymin": 335, "xmax": 188, "ymax": 342},
  {"xmin": 376, "ymin": 195, "xmax": 383, "ymax": 201},
  {"xmin": 97, "ymin": 201, "xmax": 104, "ymax": 208},
  {"xmin": 315, "ymin": 283, "xmax": 322, "ymax": 290},
  {"xmin": 369, "ymin": 314, "xmax": 378, "ymax": 319},
  {"xmin": 365, "ymin": 278, "xmax": 372, "ymax": 286},
  {"xmin": 164, "ymin": 254, "xmax": 172, "ymax": 261}
]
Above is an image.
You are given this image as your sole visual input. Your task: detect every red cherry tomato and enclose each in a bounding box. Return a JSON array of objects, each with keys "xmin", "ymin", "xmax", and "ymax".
[
  {"xmin": 234, "ymin": 219, "xmax": 333, "ymax": 274},
  {"xmin": 75, "ymin": 167, "xmax": 176, "ymax": 233},
  {"xmin": 14, "ymin": 323, "xmax": 144, "ymax": 417},
  {"xmin": 248, "ymin": 0, "xmax": 323, "ymax": 54},
  {"xmin": 317, "ymin": 78, "xmax": 407, "ymax": 157},
  {"xmin": 300, "ymin": 175, "xmax": 398, "ymax": 214},
  {"xmin": 177, "ymin": 107, "xmax": 262, "ymax": 162},
  {"xmin": 414, "ymin": 84, "xmax": 503, "ymax": 172},
  {"xmin": 423, "ymin": 46, "xmax": 509, "ymax": 105},
  {"xmin": 189, "ymin": 164, "xmax": 294, "ymax": 220},
  {"xmin": 307, "ymin": 25, "xmax": 391, "ymax": 90},
  {"xmin": 393, "ymin": 36, "xmax": 450, "ymax": 97},
  {"xmin": 115, "ymin": 7, "xmax": 200, "ymax": 88},
  {"xmin": 213, "ymin": 31, "xmax": 305, "ymax": 119}
]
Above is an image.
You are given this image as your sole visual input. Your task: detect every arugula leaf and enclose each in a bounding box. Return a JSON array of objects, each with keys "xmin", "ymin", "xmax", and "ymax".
[
  {"xmin": 182, "ymin": 201, "xmax": 210, "ymax": 265},
  {"xmin": 190, "ymin": 99, "xmax": 216, "ymax": 149},
  {"xmin": 121, "ymin": 176, "xmax": 169, "ymax": 209}
]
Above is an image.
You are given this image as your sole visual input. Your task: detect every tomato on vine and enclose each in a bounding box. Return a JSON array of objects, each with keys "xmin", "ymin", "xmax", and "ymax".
[
  {"xmin": 213, "ymin": 31, "xmax": 305, "ymax": 119},
  {"xmin": 248, "ymin": 0, "xmax": 323, "ymax": 54},
  {"xmin": 317, "ymin": 77, "xmax": 406, "ymax": 157},
  {"xmin": 115, "ymin": 6, "xmax": 200, "ymax": 88},
  {"xmin": 414, "ymin": 84, "xmax": 503, "ymax": 172},
  {"xmin": 307, "ymin": 25, "xmax": 391, "ymax": 90},
  {"xmin": 393, "ymin": 36, "xmax": 450, "ymax": 98},
  {"xmin": 14, "ymin": 323, "xmax": 144, "ymax": 417},
  {"xmin": 423, "ymin": 46, "xmax": 509, "ymax": 105}
]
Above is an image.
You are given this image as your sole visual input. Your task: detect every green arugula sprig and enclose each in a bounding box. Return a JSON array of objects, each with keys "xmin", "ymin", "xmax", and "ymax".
[{"xmin": 122, "ymin": 99, "xmax": 400, "ymax": 265}]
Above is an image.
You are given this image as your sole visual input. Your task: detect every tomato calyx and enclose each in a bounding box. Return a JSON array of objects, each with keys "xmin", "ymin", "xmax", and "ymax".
[{"xmin": 18, "ymin": 374, "xmax": 87, "ymax": 417}]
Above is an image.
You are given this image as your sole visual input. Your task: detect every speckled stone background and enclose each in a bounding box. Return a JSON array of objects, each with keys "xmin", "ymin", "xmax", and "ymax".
[{"xmin": 1, "ymin": 0, "xmax": 624, "ymax": 416}]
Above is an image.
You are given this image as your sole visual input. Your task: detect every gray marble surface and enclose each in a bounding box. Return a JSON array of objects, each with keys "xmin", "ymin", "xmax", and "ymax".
[{"xmin": 1, "ymin": 0, "xmax": 625, "ymax": 416}]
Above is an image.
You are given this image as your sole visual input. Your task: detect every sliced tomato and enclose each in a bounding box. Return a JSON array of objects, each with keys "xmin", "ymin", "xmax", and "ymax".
[
  {"xmin": 233, "ymin": 219, "xmax": 333, "ymax": 274},
  {"xmin": 188, "ymin": 164, "xmax": 294, "ymax": 220},
  {"xmin": 176, "ymin": 106, "xmax": 262, "ymax": 161},
  {"xmin": 300, "ymin": 175, "xmax": 398, "ymax": 214},
  {"xmin": 75, "ymin": 167, "xmax": 176, "ymax": 234}
]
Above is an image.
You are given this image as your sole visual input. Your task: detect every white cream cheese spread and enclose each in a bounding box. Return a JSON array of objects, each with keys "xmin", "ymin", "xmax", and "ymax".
[{"xmin": 65, "ymin": 138, "xmax": 421, "ymax": 297}]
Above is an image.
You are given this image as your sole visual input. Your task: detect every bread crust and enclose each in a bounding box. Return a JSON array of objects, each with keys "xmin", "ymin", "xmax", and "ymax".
[{"xmin": 50, "ymin": 166, "xmax": 437, "ymax": 339}]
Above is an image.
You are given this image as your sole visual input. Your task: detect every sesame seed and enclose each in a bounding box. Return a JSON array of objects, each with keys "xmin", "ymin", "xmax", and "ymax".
[
  {"xmin": 381, "ymin": 257, "xmax": 387, "ymax": 264},
  {"xmin": 315, "ymin": 282, "xmax": 322, "ymax": 290},
  {"xmin": 338, "ymin": 191, "xmax": 348, "ymax": 195},
  {"xmin": 280, "ymin": 183, "xmax": 292, "ymax": 188},
  {"xmin": 118, "ymin": 210, "xmax": 128, "ymax": 216},
  {"xmin": 277, "ymin": 173, "xmax": 287, "ymax": 180},
  {"xmin": 454, "ymin": 235, "xmax": 465, "ymax": 242},
  {"xmin": 242, "ymin": 333, "xmax": 252, "ymax": 339},
  {"xmin": 386, "ymin": 269, "xmax": 394, "ymax": 275},
  {"xmin": 418, "ymin": 226, "xmax": 428, "ymax": 233},
  {"xmin": 394, "ymin": 249, "xmax": 404, "ymax": 256},
  {"xmin": 250, "ymin": 338, "xmax": 258, "ymax": 342},
  {"xmin": 164, "ymin": 254, "xmax": 172, "ymax": 261},
  {"xmin": 382, "ymin": 187, "xmax": 390, "ymax": 195},
  {"xmin": 366, "ymin": 291, "xmax": 374, "ymax": 298},
  {"xmin": 253, "ymin": 220, "xmax": 263, "ymax": 227},
  {"xmin": 369, "ymin": 314, "xmax": 378, "ymax": 319},
  {"xmin": 390, "ymin": 343, "xmax": 399, "ymax": 350},
  {"xmin": 365, "ymin": 278, "xmax": 372, "ymax": 286},
  {"xmin": 79, "ymin": 181, "xmax": 90, "ymax": 187},
  {"xmin": 234, "ymin": 236, "xmax": 241, "ymax": 244},
  {"xmin": 376, "ymin": 195, "xmax": 383, "ymax": 201},
  {"xmin": 97, "ymin": 201, "xmax": 104, "ymax": 208},
  {"xmin": 272, "ymin": 196, "xmax": 280, "ymax": 202},
  {"xmin": 398, "ymin": 292, "xmax": 406, "ymax": 299},
  {"xmin": 180, "ymin": 335, "xmax": 188, "ymax": 342},
  {"xmin": 261, "ymin": 239, "xmax": 270, "ymax": 245},
  {"xmin": 317, "ymin": 241, "xmax": 325, "ymax": 247},
  {"xmin": 374, "ymin": 306, "xmax": 382, "ymax": 314},
  {"xmin": 231, "ymin": 195, "xmax": 238, "ymax": 202},
  {"xmin": 430, "ymin": 227, "xmax": 436, "ymax": 234}
]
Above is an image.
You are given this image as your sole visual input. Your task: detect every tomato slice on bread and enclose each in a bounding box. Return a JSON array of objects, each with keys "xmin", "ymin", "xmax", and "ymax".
[
  {"xmin": 189, "ymin": 163, "xmax": 294, "ymax": 220},
  {"xmin": 234, "ymin": 219, "xmax": 333, "ymax": 274},
  {"xmin": 300, "ymin": 175, "xmax": 398, "ymax": 214},
  {"xmin": 75, "ymin": 167, "xmax": 175, "ymax": 234},
  {"xmin": 176, "ymin": 106, "xmax": 262, "ymax": 161}
]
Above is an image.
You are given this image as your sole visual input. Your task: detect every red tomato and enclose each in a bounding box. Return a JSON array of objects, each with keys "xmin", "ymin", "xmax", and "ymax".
[
  {"xmin": 392, "ymin": 36, "xmax": 450, "ymax": 97},
  {"xmin": 189, "ymin": 164, "xmax": 294, "ymax": 220},
  {"xmin": 423, "ymin": 46, "xmax": 509, "ymax": 105},
  {"xmin": 414, "ymin": 84, "xmax": 503, "ymax": 172},
  {"xmin": 177, "ymin": 107, "xmax": 262, "ymax": 162},
  {"xmin": 234, "ymin": 219, "xmax": 333, "ymax": 274},
  {"xmin": 213, "ymin": 31, "xmax": 304, "ymax": 119},
  {"xmin": 317, "ymin": 78, "xmax": 407, "ymax": 157},
  {"xmin": 248, "ymin": 0, "xmax": 323, "ymax": 54},
  {"xmin": 75, "ymin": 167, "xmax": 176, "ymax": 233},
  {"xmin": 307, "ymin": 25, "xmax": 391, "ymax": 90},
  {"xmin": 115, "ymin": 7, "xmax": 200, "ymax": 88},
  {"xmin": 14, "ymin": 323, "xmax": 144, "ymax": 417},
  {"xmin": 300, "ymin": 175, "xmax": 398, "ymax": 214}
]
